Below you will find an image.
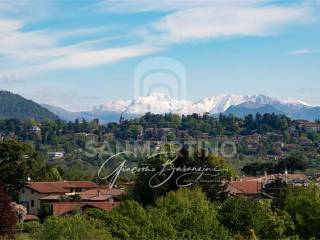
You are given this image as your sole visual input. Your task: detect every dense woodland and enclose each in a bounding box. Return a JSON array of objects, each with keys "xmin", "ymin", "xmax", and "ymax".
[
  {"xmin": 1, "ymin": 140, "xmax": 320, "ymax": 239},
  {"xmin": 1, "ymin": 112, "xmax": 320, "ymax": 180},
  {"xmin": 0, "ymin": 91, "xmax": 57, "ymax": 121},
  {"xmin": 1, "ymin": 113, "xmax": 320, "ymax": 239}
]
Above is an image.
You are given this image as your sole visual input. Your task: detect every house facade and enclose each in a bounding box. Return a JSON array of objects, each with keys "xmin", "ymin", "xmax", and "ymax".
[{"xmin": 19, "ymin": 181, "xmax": 98, "ymax": 215}]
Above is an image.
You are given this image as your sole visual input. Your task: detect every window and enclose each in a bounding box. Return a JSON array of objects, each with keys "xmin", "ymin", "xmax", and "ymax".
[
  {"xmin": 22, "ymin": 189, "xmax": 25, "ymax": 194},
  {"xmin": 31, "ymin": 190, "xmax": 34, "ymax": 194},
  {"xmin": 31, "ymin": 200, "xmax": 34, "ymax": 207}
]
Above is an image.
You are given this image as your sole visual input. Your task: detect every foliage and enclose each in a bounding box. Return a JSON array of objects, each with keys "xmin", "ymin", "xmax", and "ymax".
[
  {"xmin": 43, "ymin": 166, "xmax": 63, "ymax": 181},
  {"xmin": 132, "ymin": 144, "xmax": 235, "ymax": 206},
  {"xmin": 218, "ymin": 197, "xmax": 294, "ymax": 239},
  {"xmin": 0, "ymin": 140, "xmax": 45, "ymax": 199},
  {"xmin": 273, "ymin": 184, "xmax": 320, "ymax": 239},
  {"xmin": 0, "ymin": 91, "xmax": 57, "ymax": 121},
  {"xmin": 38, "ymin": 204, "xmax": 52, "ymax": 222},
  {"xmin": 16, "ymin": 221, "xmax": 41, "ymax": 233},
  {"xmin": 155, "ymin": 188, "xmax": 230, "ymax": 239},
  {"xmin": 242, "ymin": 151, "xmax": 308, "ymax": 175},
  {"xmin": 87, "ymin": 188, "xmax": 230, "ymax": 240},
  {"xmin": 243, "ymin": 113, "xmax": 291, "ymax": 134},
  {"xmin": 32, "ymin": 215, "xmax": 112, "ymax": 240}
]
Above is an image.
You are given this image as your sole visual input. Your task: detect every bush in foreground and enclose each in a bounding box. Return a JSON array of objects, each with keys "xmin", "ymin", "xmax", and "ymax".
[{"xmin": 32, "ymin": 215, "xmax": 112, "ymax": 240}]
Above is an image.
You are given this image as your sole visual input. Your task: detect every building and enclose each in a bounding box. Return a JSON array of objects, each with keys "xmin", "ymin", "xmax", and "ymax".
[
  {"xmin": 30, "ymin": 126, "xmax": 41, "ymax": 133},
  {"xmin": 291, "ymin": 120, "xmax": 310, "ymax": 130},
  {"xmin": 143, "ymin": 128, "xmax": 174, "ymax": 140},
  {"xmin": 39, "ymin": 188, "xmax": 123, "ymax": 216},
  {"xmin": 303, "ymin": 123, "xmax": 320, "ymax": 132},
  {"xmin": 50, "ymin": 202, "xmax": 119, "ymax": 216},
  {"xmin": 228, "ymin": 179, "xmax": 262, "ymax": 198},
  {"xmin": 48, "ymin": 151, "xmax": 64, "ymax": 159},
  {"xmin": 228, "ymin": 174, "xmax": 310, "ymax": 199},
  {"xmin": 19, "ymin": 181, "xmax": 99, "ymax": 215}
]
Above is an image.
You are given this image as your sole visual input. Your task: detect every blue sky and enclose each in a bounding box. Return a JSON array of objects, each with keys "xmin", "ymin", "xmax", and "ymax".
[{"xmin": 0, "ymin": 0, "xmax": 319, "ymax": 111}]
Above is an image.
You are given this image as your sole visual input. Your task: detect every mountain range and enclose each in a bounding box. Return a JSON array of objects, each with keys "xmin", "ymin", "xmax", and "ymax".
[
  {"xmin": 43, "ymin": 92, "xmax": 320, "ymax": 122},
  {"xmin": 0, "ymin": 90, "xmax": 318, "ymax": 122}
]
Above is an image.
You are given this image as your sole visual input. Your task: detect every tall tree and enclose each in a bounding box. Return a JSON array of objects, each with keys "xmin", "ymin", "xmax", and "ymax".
[
  {"xmin": 0, "ymin": 140, "xmax": 45, "ymax": 199},
  {"xmin": 132, "ymin": 144, "xmax": 235, "ymax": 205},
  {"xmin": 273, "ymin": 184, "xmax": 320, "ymax": 239}
]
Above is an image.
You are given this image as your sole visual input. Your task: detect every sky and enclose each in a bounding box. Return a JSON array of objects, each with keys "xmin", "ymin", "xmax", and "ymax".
[{"xmin": 0, "ymin": 0, "xmax": 319, "ymax": 111}]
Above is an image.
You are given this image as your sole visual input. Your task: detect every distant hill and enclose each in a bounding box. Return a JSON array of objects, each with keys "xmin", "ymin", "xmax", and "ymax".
[
  {"xmin": 41, "ymin": 104, "xmax": 81, "ymax": 122},
  {"xmin": 292, "ymin": 107, "xmax": 320, "ymax": 121},
  {"xmin": 42, "ymin": 104, "xmax": 125, "ymax": 123},
  {"xmin": 0, "ymin": 91, "xmax": 58, "ymax": 121},
  {"xmin": 223, "ymin": 102, "xmax": 285, "ymax": 118}
]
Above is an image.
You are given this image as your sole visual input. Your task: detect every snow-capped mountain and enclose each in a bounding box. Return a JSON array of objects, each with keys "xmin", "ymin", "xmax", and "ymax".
[
  {"xmin": 44, "ymin": 93, "xmax": 319, "ymax": 123},
  {"xmin": 94, "ymin": 93, "xmax": 310, "ymax": 116},
  {"xmin": 124, "ymin": 92, "xmax": 193, "ymax": 115},
  {"xmin": 93, "ymin": 100, "xmax": 131, "ymax": 113}
]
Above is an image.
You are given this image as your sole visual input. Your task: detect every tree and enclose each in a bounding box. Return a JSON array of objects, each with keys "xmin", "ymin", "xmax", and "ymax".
[
  {"xmin": 43, "ymin": 166, "xmax": 63, "ymax": 181},
  {"xmin": 132, "ymin": 144, "xmax": 180, "ymax": 206},
  {"xmin": 87, "ymin": 188, "xmax": 230, "ymax": 240},
  {"xmin": 132, "ymin": 144, "xmax": 235, "ymax": 206},
  {"xmin": 0, "ymin": 140, "xmax": 45, "ymax": 199},
  {"xmin": 273, "ymin": 184, "xmax": 320, "ymax": 239},
  {"xmin": 32, "ymin": 215, "xmax": 112, "ymax": 240},
  {"xmin": 0, "ymin": 185, "xmax": 17, "ymax": 239},
  {"xmin": 276, "ymin": 152, "xmax": 308, "ymax": 172},
  {"xmin": 86, "ymin": 201, "xmax": 176, "ymax": 240},
  {"xmin": 219, "ymin": 197, "xmax": 294, "ymax": 239},
  {"xmin": 38, "ymin": 204, "xmax": 52, "ymax": 222},
  {"xmin": 155, "ymin": 188, "xmax": 230, "ymax": 239}
]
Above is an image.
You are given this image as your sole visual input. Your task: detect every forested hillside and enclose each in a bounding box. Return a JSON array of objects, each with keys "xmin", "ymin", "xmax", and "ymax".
[{"xmin": 0, "ymin": 91, "xmax": 57, "ymax": 121}]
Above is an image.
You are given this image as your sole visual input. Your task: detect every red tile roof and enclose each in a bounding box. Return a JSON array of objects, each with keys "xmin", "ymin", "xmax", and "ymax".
[
  {"xmin": 229, "ymin": 180, "xmax": 262, "ymax": 194},
  {"xmin": 25, "ymin": 181, "xmax": 98, "ymax": 194},
  {"xmin": 64, "ymin": 181, "xmax": 98, "ymax": 188},
  {"xmin": 52, "ymin": 202, "xmax": 118, "ymax": 216},
  {"xmin": 52, "ymin": 202, "xmax": 83, "ymax": 215},
  {"xmin": 81, "ymin": 188, "xmax": 124, "ymax": 196},
  {"xmin": 25, "ymin": 182, "xmax": 70, "ymax": 194}
]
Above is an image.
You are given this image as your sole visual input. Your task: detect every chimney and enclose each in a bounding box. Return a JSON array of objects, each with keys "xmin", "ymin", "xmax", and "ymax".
[{"xmin": 97, "ymin": 189, "xmax": 101, "ymax": 197}]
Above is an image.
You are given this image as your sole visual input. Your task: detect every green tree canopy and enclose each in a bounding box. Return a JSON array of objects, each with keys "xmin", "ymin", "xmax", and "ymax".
[
  {"xmin": 219, "ymin": 197, "xmax": 294, "ymax": 239},
  {"xmin": 0, "ymin": 140, "xmax": 45, "ymax": 199},
  {"xmin": 273, "ymin": 184, "xmax": 320, "ymax": 239},
  {"xmin": 32, "ymin": 215, "xmax": 112, "ymax": 240}
]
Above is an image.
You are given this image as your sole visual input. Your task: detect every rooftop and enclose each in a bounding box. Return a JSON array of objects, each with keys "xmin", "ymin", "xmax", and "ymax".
[
  {"xmin": 25, "ymin": 181, "xmax": 98, "ymax": 194},
  {"xmin": 52, "ymin": 202, "xmax": 118, "ymax": 216}
]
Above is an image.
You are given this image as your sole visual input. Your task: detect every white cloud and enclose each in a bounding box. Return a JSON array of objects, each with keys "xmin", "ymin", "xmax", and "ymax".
[
  {"xmin": 0, "ymin": 17, "xmax": 156, "ymax": 76},
  {"xmin": 101, "ymin": 1, "xmax": 313, "ymax": 45},
  {"xmin": 149, "ymin": 3, "xmax": 311, "ymax": 44},
  {"xmin": 0, "ymin": 19, "xmax": 22, "ymax": 32},
  {"xmin": 0, "ymin": 0, "xmax": 316, "ymax": 78},
  {"xmin": 32, "ymin": 44, "xmax": 161, "ymax": 70},
  {"xmin": 288, "ymin": 49, "xmax": 311, "ymax": 55}
]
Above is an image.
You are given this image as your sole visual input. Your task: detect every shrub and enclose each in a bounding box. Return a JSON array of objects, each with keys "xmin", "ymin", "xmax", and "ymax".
[
  {"xmin": 32, "ymin": 215, "xmax": 111, "ymax": 240},
  {"xmin": 16, "ymin": 221, "xmax": 41, "ymax": 233}
]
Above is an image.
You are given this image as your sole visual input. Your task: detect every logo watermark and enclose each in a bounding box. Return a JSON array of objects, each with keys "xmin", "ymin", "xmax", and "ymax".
[{"xmin": 134, "ymin": 57, "xmax": 187, "ymax": 100}]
